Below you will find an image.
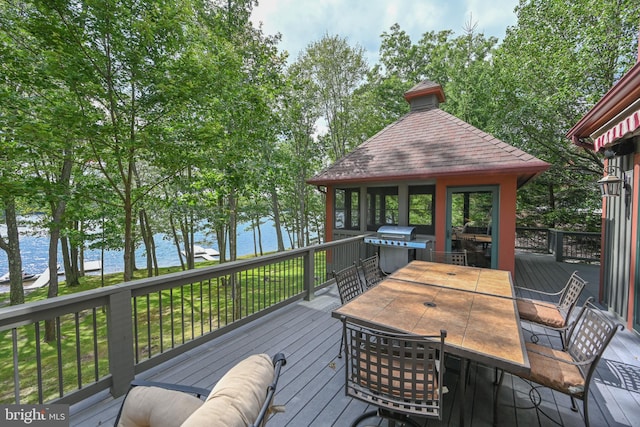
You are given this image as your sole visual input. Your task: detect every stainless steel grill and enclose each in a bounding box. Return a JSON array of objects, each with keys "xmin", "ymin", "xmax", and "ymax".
[{"xmin": 364, "ymin": 226, "xmax": 430, "ymax": 273}]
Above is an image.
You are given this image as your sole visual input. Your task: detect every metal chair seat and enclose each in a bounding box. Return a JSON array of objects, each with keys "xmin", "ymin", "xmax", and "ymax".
[{"xmin": 515, "ymin": 270, "xmax": 587, "ymax": 345}]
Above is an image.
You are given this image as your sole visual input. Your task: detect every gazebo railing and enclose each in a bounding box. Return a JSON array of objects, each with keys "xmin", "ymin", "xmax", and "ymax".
[{"xmin": 515, "ymin": 227, "xmax": 600, "ymax": 263}]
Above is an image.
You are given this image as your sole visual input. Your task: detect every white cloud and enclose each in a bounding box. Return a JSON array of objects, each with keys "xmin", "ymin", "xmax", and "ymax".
[{"xmin": 251, "ymin": 0, "xmax": 519, "ymax": 63}]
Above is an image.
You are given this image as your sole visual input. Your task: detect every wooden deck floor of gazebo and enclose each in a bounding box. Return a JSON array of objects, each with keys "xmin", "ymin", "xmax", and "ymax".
[{"xmin": 70, "ymin": 252, "xmax": 640, "ymax": 427}]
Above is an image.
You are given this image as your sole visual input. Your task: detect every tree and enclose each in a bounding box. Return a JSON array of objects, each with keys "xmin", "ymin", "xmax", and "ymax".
[
  {"xmin": 376, "ymin": 21, "xmax": 499, "ymax": 130},
  {"xmin": 296, "ymin": 34, "xmax": 369, "ymax": 161},
  {"xmin": 491, "ymin": 0, "xmax": 640, "ymax": 227}
]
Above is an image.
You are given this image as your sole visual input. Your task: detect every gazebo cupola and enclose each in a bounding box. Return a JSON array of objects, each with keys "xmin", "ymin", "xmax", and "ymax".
[{"xmin": 403, "ymin": 80, "xmax": 446, "ymax": 111}]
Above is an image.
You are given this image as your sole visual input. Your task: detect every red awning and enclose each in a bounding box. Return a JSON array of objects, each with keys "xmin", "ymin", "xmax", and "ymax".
[{"xmin": 593, "ymin": 108, "xmax": 640, "ymax": 151}]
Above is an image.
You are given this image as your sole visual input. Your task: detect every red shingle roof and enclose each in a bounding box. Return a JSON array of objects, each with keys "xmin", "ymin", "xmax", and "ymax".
[{"xmin": 308, "ymin": 92, "xmax": 549, "ymax": 186}]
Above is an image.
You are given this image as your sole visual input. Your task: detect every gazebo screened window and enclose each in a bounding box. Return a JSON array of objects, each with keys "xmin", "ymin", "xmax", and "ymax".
[
  {"xmin": 409, "ymin": 185, "xmax": 435, "ymax": 234},
  {"xmin": 335, "ymin": 188, "xmax": 359, "ymax": 230},
  {"xmin": 367, "ymin": 187, "xmax": 398, "ymax": 231}
]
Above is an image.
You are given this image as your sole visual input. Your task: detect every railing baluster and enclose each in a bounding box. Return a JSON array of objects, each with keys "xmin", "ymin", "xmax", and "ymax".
[
  {"xmin": 146, "ymin": 294, "xmax": 152, "ymax": 359},
  {"xmin": 12, "ymin": 328, "xmax": 20, "ymax": 404},
  {"xmin": 158, "ymin": 291, "xmax": 164, "ymax": 353},
  {"xmin": 92, "ymin": 308, "xmax": 99, "ymax": 382},
  {"xmin": 35, "ymin": 322, "xmax": 42, "ymax": 404},
  {"xmin": 75, "ymin": 312, "xmax": 82, "ymax": 388},
  {"xmin": 170, "ymin": 288, "xmax": 175, "ymax": 348},
  {"xmin": 190, "ymin": 283, "xmax": 194, "ymax": 340},
  {"xmin": 56, "ymin": 317, "xmax": 63, "ymax": 397},
  {"xmin": 180, "ymin": 285, "xmax": 185, "ymax": 344},
  {"xmin": 133, "ymin": 297, "xmax": 139, "ymax": 364},
  {"xmin": 199, "ymin": 281, "xmax": 204, "ymax": 336}
]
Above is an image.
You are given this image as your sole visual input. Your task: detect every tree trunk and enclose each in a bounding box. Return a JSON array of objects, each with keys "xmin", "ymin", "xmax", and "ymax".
[
  {"xmin": 169, "ymin": 213, "xmax": 186, "ymax": 270},
  {"xmin": 229, "ymin": 192, "xmax": 242, "ymax": 320},
  {"xmin": 0, "ymin": 197, "xmax": 25, "ymax": 305},
  {"xmin": 256, "ymin": 216, "xmax": 263, "ymax": 256},
  {"xmin": 139, "ymin": 209, "xmax": 155, "ymax": 276},
  {"xmin": 60, "ymin": 235, "xmax": 80, "ymax": 286},
  {"xmin": 270, "ymin": 187, "xmax": 285, "ymax": 251},
  {"xmin": 180, "ymin": 216, "xmax": 194, "ymax": 270},
  {"xmin": 44, "ymin": 155, "xmax": 73, "ymax": 341},
  {"xmin": 123, "ymin": 155, "xmax": 136, "ymax": 281},
  {"xmin": 145, "ymin": 211, "xmax": 158, "ymax": 276}
]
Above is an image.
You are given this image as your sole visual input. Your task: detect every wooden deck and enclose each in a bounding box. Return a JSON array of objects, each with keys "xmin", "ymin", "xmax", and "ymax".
[{"xmin": 70, "ymin": 253, "xmax": 640, "ymax": 427}]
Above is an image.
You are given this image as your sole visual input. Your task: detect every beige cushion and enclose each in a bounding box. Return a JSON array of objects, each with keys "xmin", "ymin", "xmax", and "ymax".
[
  {"xmin": 182, "ymin": 353, "xmax": 274, "ymax": 427},
  {"xmin": 117, "ymin": 385, "xmax": 204, "ymax": 427},
  {"xmin": 517, "ymin": 298, "xmax": 565, "ymax": 328},
  {"xmin": 522, "ymin": 342, "xmax": 585, "ymax": 397}
]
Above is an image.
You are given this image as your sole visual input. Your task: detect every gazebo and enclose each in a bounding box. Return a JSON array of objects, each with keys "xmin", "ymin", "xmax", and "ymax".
[{"xmin": 308, "ymin": 80, "xmax": 549, "ymax": 274}]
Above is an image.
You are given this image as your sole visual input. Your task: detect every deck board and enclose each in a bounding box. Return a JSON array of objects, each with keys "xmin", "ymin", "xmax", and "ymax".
[{"xmin": 70, "ymin": 253, "xmax": 640, "ymax": 427}]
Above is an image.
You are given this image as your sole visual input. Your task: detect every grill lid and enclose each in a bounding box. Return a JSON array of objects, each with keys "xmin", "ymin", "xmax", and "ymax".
[{"xmin": 376, "ymin": 225, "xmax": 416, "ymax": 241}]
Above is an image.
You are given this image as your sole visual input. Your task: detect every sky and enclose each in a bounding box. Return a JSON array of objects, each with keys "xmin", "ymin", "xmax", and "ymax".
[{"xmin": 250, "ymin": 0, "xmax": 520, "ymax": 64}]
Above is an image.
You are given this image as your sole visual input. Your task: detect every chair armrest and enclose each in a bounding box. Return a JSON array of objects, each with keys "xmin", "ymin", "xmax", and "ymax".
[
  {"xmin": 249, "ymin": 353, "xmax": 287, "ymax": 427},
  {"xmin": 514, "ymin": 286, "xmax": 563, "ymax": 298},
  {"xmin": 130, "ymin": 379, "xmax": 210, "ymax": 399}
]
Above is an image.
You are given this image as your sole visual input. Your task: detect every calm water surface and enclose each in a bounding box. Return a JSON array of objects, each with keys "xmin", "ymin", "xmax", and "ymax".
[{"xmin": 0, "ymin": 220, "xmax": 289, "ymax": 285}]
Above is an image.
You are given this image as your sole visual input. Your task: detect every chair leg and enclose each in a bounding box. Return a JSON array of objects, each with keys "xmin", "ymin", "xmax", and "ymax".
[
  {"xmin": 583, "ymin": 395, "xmax": 590, "ymax": 427},
  {"xmin": 350, "ymin": 410, "xmax": 378, "ymax": 427},
  {"xmin": 338, "ymin": 335, "xmax": 343, "ymax": 358},
  {"xmin": 570, "ymin": 396, "xmax": 579, "ymax": 412},
  {"xmin": 493, "ymin": 369, "xmax": 504, "ymax": 427}
]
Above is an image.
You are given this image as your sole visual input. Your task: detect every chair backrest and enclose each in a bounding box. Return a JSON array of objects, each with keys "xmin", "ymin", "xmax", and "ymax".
[
  {"xmin": 342, "ymin": 317, "xmax": 446, "ymax": 420},
  {"xmin": 359, "ymin": 254, "xmax": 384, "ymax": 289},
  {"xmin": 557, "ymin": 271, "xmax": 587, "ymax": 315},
  {"xmin": 566, "ymin": 299, "xmax": 623, "ymax": 383},
  {"xmin": 333, "ymin": 265, "xmax": 363, "ymax": 304},
  {"xmin": 428, "ymin": 249, "xmax": 468, "ymax": 266}
]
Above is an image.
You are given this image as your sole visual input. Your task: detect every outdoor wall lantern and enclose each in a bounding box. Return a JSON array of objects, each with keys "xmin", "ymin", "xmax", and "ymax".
[{"xmin": 597, "ymin": 165, "xmax": 631, "ymax": 198}]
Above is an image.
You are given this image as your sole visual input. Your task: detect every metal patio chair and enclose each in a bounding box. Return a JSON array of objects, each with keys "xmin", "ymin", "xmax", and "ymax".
[
  {"xmin": 114, "ymin": 353, "xmax": 286, "ymax": 427},
  {"xmin": 333, "ymin": 265, "xmax": 364, "ymax": 358},
  {"xmin": 428, "ymin": 249, "xmax": 468, "ymax": 266},
  {"xmin": 515, "ymin": 270, "xmax": 587, "ymax": 346},
  {"xmin": 333, "ymin": 264, "xmax": 364, "ymax": 304},
  {"xmin": 359, "ymin": 253, "xmax": 385, "ymax": 289},
  {"xmin": 341, "ymin": 316, "xmax": 447, "ymax": 426},
  {"xmin": 494, "ymin": 299, "xmax": 623, "ymax": 427}
]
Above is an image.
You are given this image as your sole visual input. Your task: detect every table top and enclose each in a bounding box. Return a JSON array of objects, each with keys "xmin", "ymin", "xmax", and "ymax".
[
  {"xmin": 389, "ymin": 260, "xmax": 513, "ymax": 297},
  {"xmin": 332, "ymin": 261, "xmax": 529, "ymax": 374}
]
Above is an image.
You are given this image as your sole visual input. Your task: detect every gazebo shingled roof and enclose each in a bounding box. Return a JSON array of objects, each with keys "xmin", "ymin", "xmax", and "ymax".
[{"xmin": 308, "ymin": 80, "xmax": 549, "ymax": 187}]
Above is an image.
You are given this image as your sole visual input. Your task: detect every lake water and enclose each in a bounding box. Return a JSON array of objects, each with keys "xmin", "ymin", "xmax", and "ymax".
[{"xmin": 0, "ymin": 220, "xmax": 290, "ymax": 281}]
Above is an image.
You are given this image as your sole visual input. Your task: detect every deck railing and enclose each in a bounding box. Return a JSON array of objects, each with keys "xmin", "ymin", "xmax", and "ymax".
[
  {"xmin": 0, "ymin": 235, "xmax": 365, "ymax": 406},
  {"xmin": 515, "ymin": 227, "xmax": 600, "ymax": 263}
]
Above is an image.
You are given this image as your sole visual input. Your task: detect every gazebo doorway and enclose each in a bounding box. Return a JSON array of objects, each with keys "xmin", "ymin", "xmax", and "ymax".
[{"xmin": 446, "ymin": 186, "xmax": 498, "ymax": 268}]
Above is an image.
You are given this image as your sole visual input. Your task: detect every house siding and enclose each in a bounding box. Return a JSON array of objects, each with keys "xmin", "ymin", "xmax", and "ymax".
[{"xmin": 603, "ymin": 153, "xmax": 635, "ymax": 321}]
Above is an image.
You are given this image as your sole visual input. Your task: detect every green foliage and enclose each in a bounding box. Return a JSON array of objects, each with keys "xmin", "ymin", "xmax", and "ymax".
[{"xmin": 2, "ymin": 0, "xmax": 639, "ymax": 297}]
